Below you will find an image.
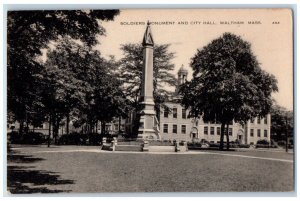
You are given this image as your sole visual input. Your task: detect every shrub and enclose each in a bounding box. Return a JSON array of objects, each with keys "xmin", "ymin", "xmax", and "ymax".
[
  {"xmin": 22, "ymin": 132, "xmax": 47, "ymax": 144},
  {"xmin": 58, "ymin": 132, "xmax": 96, "ymax": 145},
  {"xmin": 8, "ymin": 131, "xmax": 21, "ymax": 144},
  {"xmin": 277, "ymin": 141, "xmax": 286, "ymax": 146},
  {"xmin": 187, "ymin": 142, "xmax": 202, "ymax": 147},
  {"xmin": 209, "ymin": 143, "xmax": 220, "ymax": 148},
  {"xmin": 256, "ymin": 144, "xmax": 270, "ymax": 148},
  {"xmin": 257, "ymin": 139, "xmax": 270, "ymax": 145},
  {"xmin": 200, "ymin": 139, "xmax": 210, "ymax": 144},
  {"xmin": 270, "ymin": 144, "xmax": 278, "ymax": 148},
  {"xmin": 238, "ymin": 144, "xmax": 250, "ymax": 148},
  {"xmin": 87, "ymin": 133, "xmax": 102, "ymax": 145},
  {"xmin": 9, "ymin": 131, "xmax": 47, "ymax": 145}
]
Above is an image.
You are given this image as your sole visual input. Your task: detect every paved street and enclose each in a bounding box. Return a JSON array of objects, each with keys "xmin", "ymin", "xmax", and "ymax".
[{"xmin": 7, "ymin": 145, "xmax": 294, "ymax": 194}]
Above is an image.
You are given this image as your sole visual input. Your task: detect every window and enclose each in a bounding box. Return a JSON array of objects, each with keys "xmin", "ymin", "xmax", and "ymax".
[
  {"xmin": 204, "ymin": 126, "xmax": 208, "ymax": 135},
  {"xmin": 105, "ymin": 125, "xmax": 110, "ymax": 131},
  {"xmin": 250, "ymin": 142, "xmax": 254, "ymax": 145},
  {"xmin": 217, "ymin": 127, "xmax": 221, "ymax": 135},
  {"xmin": 173, "ymin": 108, "xmax": 177, "ymax": 118},
  {"xmin": 114, "ymin": 124, "xmax": 119, "ymax": 131},
  {"xmin": 164, "ymin": 108, "xmax": 169, "ymax": 118},
  {"xmin": 181, "ymin": 125, "xmax": 186, "ymax": 134},
  {"xmin": 139, "ymin": 122, "xmax": 144, "ymax": 129},
  {"xmin": 250, "ymin": 129, "xmax": 254, "ymax": 137},
  {"xmin": 250, "ymin": 119, "xmax": 254, "ymax": 123},
  {"xmin": 37, "ymin": 124, "xmax": 44, "ymax": 129},
  {"xmin": 163, "ymin": 124, "xmax": 168, "ymax": 133},
  {"xmin": 182, "ymin": 108, "xmax": 187, "ymax": 119},
  {"xmin": 264, "ymin": 130, "xmax": 268, "ymax": 137},
  {"xmin": 257, "ymin": 129, "xmax": 261, "ymax": 137},
  {"xmin": 264, "ymin": 116, "xmax": 268, "ymax": 124},
  {"xmin": 173, "ymin": 125, "xmax": 177, "ymax": 134},
  {"xmin": 210, "ymin": 127, "xmax": 215, "ymax": 135},
  {"xmin": 229, "ymin": 128, "xmax": 233, "ymax": 136},
  {"xmin": 257, "ymin": 117, "xmax": 261, "ymax": 124}
]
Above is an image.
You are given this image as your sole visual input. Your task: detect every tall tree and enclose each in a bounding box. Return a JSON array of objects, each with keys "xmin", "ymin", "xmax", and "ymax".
[
  {"xmin": 270, "ymin": 104, "xmax": 293, "ymax": 143},
  {"xmin": 42, "ymin": 38, "xmax": 92, "ymax": 140},
  {"xmin": 82, "ymin": 55, "xmax": 129, "ymax": 135},
  {"xmin": 179, "ymin": 33, "xmax": 278, "ymax": 150},
  {"xmin": 118, "ymin": 43, "xmax": 177, "ymax": 136},
  {"xmin": 118, "ymin": 43, "xmax": 177, "ymax": 113},
  {"xmin": 7, "ymin": 10, "xmax": 120, "ymax": 133},
  {"xmin": 44, "ymin": 37, "xmax": 129, "ymax": 138}
]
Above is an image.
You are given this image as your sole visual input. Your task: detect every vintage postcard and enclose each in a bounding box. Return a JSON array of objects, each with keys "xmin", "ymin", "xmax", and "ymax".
[{"xmin": 6, "ymin": 8, "xmax": 294, "ymax": 194}]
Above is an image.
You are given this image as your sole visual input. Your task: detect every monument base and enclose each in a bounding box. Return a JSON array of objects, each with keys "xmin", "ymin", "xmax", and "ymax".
[
  {"xmin": 137, "ymin": 129, "xmax": 159, "ymax": 140},
  {"xmin": 137, "ymin": 112, "xmax": 160, "ymax": 140}
]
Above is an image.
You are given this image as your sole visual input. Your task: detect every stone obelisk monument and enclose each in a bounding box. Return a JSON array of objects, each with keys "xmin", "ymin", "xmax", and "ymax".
[{"xmin": 137, "ymin": 22, "xmax": 159, "ymax": 140}]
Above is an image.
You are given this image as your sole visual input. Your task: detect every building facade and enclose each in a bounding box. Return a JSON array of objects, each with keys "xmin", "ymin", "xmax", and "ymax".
[{"xmin": 159, "ymin": 104, "xmax": 271, "ymax": 144}]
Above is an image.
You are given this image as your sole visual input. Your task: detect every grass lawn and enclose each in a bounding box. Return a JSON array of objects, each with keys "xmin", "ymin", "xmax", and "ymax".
[{"xmin": 7, "ymin": 145, "xmax": 294, "ymax": 194}]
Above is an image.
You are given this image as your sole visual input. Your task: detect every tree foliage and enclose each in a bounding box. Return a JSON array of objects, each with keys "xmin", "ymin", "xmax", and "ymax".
[
  {"xmin": 270, "ymin": 104, "xmax": 293, "ymax": 142},
  {"xmin": 118, "ymin": 43, "xmax": 177, "ymax": 112},
  {"xmin": 42, "ymin": 37, "xmax": 128, "ymax": 137},
  {"xmin": 179, "ymin": 33, "xmax": 278, "ymax": 150},
  {"xmin": 7, "ymin": 10, "xmax": 120, "ymax": 132}
]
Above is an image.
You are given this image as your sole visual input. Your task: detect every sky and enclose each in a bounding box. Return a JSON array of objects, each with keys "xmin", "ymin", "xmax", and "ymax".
[{"xmin": 96, "ymin": 9, "xmax": 293, "ymax": 110}]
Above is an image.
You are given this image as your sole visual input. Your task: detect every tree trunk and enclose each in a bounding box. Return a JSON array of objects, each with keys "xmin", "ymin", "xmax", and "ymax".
[
  {"xmin": 55, "ymin": 116, "xmax": 60, "ymax": 144},
  {"xmin": 52, "ymin": 114, "xmax": 59, "ymax": 145},
  {"xmin": 25, "ymin": 120, "xmax": 29, "ymax": 134},
  {"xmin": 90, "ymin": 120, "xmax": 94, "ymax": 134},
  {"xmin": 219, "ymin": 123, "xmax": 225, "ymax": 150},
  {"xmin": 47, "ymin": 116, "xmax": 51, "ymax": 147},
  {"xmin": 95, "ymin": 121, "xmax": 98, "ymax": 134},
  {"xmin": 66, "ymin": 112, "xmax": 70, "ymax": 135},
  {"xmin": 19, "ymin": 120, "xmax": 24, "ymax": 134},
  {"xmin": 226, "ymin": 123, "xmax": 230, "ymax": 150},
  {"xmin": 118, "ymin": 116, "xmax": 121, "ymax": 135},
  {"xmin": 101, "ymin": 121, "xmax": 106, "ymax": 135}
]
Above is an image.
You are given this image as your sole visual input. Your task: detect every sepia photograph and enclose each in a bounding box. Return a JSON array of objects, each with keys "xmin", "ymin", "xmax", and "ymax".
[{"xmin": 5, "ymin": 7, "xmax": 294, "ymax": 194}]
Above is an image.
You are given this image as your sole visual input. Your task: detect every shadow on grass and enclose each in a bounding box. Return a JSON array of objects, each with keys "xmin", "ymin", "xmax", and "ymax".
[
  {"xmin": 7, "ymin": 154, "xmax": 45, "ymax": 163},
  {"xmin": 7, "ymin": 165, "xmax": 74, "ymax": 194},
  {"xmin": 7, "ymin": 149, "xmax": 74, "ymax": 194}
]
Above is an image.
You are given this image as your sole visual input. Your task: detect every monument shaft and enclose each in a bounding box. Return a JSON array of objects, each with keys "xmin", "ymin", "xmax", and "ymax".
[
  {"xmin": 137, "ymin": 22, "xmax": 159, "ymax": 140},
  {"xmin": 141, "ymin": 46, "xmax": 154, "ymax": 104}
]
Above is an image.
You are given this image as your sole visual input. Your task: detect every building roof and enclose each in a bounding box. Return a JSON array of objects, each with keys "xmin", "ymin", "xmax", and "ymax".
[{"xmin": 178, "ymin": 65, "xmax": 188, "ymax": 75}]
